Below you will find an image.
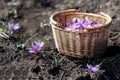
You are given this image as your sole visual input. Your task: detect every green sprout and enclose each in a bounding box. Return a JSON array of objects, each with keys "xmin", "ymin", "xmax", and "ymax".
[
  {"xmin": 52, "ymin": 54, "xmax": 65, "ymax": 67},
  {"xmin": 0, "ymin": 21, "xmax": 9, "ymax": 38},
  {"xmin": 17, "ymin": 33, "xmax": 39, "ymax": 49}
]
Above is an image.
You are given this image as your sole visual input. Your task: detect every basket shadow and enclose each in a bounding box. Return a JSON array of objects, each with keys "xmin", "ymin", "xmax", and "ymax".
[
  {"xmin": 66, "ymin": 46, "xmax": 120, "ymax": 80},
  {"xmin": 101, "ymin": 46, "xmax": 120, "ymax": 58},
  {"xmin": 66, "ymin": 46, "xmax": 120, "ymax": 59},
  {"xmin": 66, "ymin": 46, "xmax": 120, "ymax": 67}
]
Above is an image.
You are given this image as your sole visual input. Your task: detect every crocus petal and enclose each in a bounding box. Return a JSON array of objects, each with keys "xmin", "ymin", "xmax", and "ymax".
[
  {"xmin": 72, "ymin": 18, "xmax": 78, "ymax": 23},
  {"xmin": 87, "ymin": 64, "xmax": 92, "ymax": 70},
  {"xmin": 40, "ymin": 42, "xmax": 44, "ymax": 48},
  {"xmin": 28, "ymin": 42, "xmax": 44, "ymax": 54},
  {"xmin": 35, "ymin": 42, "xmax": 41, "ymax": 51},
  {"xmin": 8, "ymin": 23, "xmax": 20, "ymax": 30},
  {"xmin": 87, "ymin": 25, "xmax": 93, "ymax": 28},
  {"xmin": 32, "ymin": 42, "xmax": 41, "ymax": 51},
  {"xmin": 93, "ymin": 23, "xmax": 102, "ymax": 27},
  {"xmin": 28, "ymin": 48, "xmax": 36, "ymax": 53},
  {"xmin": 13, "ymin": 23, "xmax": 20, "ymax": 30},
  {"xmin": 92, "ymin": 68, "xmax": 99, "ymax": 72},
  {"xmin": 90, "ymin": 21, "xmax": 97, "ymax": 26},
  {"xmin": 75, "ymin": 24, "xmax": 83, "ymax": 30},
  {"xmin": 80, "ymin": 19, "xmax": 89, "ymax": 28},
  {"xmin": 95, "ymin": 65, "xmax": 100, "ymax": 69},
  {"xmin": 66, "ymin": 23, "xmax": 71, "ymax": 28},
  {"xmin": 87, "ymin": 64, "xmax": 100, "ymax": 72},
  {"xmin": 34, "ymin": 42, "xmax": 40, "ymax": 47},
  {"xmin": 32, "ymin": 43, "xmax": 36, "ymax": 48},
  {"xmin": 36, "ymin": 42, "xmax": 44, "ymax": 51},
  {"xmin": 8, "ymin": 23, "xmax": 14, "ymax": 30}
]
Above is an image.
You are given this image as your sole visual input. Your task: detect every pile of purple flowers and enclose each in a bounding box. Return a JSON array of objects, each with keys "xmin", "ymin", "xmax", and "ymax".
[{"xmin": 66, "ymin": 17, "xmax": 102, "ymax": 30}]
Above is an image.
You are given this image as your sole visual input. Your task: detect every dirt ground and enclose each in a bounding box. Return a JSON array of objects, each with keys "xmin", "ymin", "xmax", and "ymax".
[{"xmin": 0, "ymin": 0, "xmax": 120, "ymax": 80}]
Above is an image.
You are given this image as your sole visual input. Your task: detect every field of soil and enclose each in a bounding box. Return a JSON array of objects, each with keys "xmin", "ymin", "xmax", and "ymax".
[{"xmin": 0, "ymin": 0, "xmax": 120, "ymax": 80}]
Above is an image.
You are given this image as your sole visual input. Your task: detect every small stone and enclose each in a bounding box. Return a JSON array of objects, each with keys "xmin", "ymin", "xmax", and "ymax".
[
  {"xmin": 0, "ymin": 46, "xmax": 5, "ymax": 52},
  {"xmin": 23, "ymin": 0, "xmax": 35, "ymax": 9},
  {"xmin": 112, "ymin": 15, "xmax": 117, "ymax": 19},
  {"xmin": 105, "ymin": 2, "xmax": 112, "ymax": 7},
  {"xmin": 31, "ymin": 65, "xmax": 41, "ymax": 75},
  {"xmin": 114, "ymin": 1, "xmax": 119, "ymax": 6}
]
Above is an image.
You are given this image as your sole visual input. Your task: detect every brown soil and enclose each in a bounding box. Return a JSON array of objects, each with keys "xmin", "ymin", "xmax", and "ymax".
[{"xmin": 0, "ymin": 0, "xmax": 120, "ymax": 80}]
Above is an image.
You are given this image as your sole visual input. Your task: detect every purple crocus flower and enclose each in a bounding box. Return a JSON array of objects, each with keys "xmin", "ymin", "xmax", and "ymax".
[
  {"xmin": 87, "ymin": 64, "xmax": 100, "ymax": 72},
  {"xmin": 66, "ymin": 18, "xmax": 83, "ymax": 30},
  {"xmin": 80, "ymin": 19, "xmax": 89, "ymax": 28},
  {"xmin": 81, "ymin": 17, "xmax": 103, "ymax": 28},
  {"xmin": 66, "ymin": 23, "xmax": 70, "ymax": 28},
  {"xmin": 8, "ymin": 23, "xmax": 20, "ymax": 31},
  {"xmin": 73, "ymin": 23, "xmax": 83, "ymax": 30},
  {"xmin": 72, "ymin": 18, "xmax": 79, "ymax": 23},
  {"xmin": 90, "ymin": 21, "xmax": 103, "ymax": 27},
  {"xmin": 28, "ymin": 42, "xmax": 44, "ymax": 54}
]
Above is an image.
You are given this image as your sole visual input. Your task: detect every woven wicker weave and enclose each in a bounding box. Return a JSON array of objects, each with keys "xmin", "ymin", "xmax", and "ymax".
[{"xmin": 50, "ymin": 9, "xmax": 112, "ymax": 58}]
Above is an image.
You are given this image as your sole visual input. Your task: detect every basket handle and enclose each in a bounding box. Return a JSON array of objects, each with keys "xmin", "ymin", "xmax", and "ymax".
[
  {"xmin": 53, "ymin": 23, "xmax": 65, "ymax": 29},
  {"xmin": 92, "ymin": 9, "xmax": 107, "ymax": 18},
  {"xmin": 73, "ymin": 8, "xmax": 82, "ymax": 13},
  {"xmin": 92, "ymin": 9, "xmax": 100, "ymax": 14}
]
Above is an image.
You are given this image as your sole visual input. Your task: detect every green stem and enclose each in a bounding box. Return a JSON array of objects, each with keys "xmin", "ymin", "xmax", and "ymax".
[
  {"xmin": 40, "ymin": 52, "xmax": 52, "ymax": 66},
  {"xmin": 24, "ymin": 33, "xmax": 39, "ymax": 44},
  {"xmin": 17, "ymin": 33, "xmax": 39, "ymax": 48},
  {"xmin": 90, "ymin": 72, "xmax": 94, "ymax": 79}
]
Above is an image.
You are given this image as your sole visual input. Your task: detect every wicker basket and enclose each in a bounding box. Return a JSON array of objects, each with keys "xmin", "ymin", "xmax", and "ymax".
[{"xmin": 50, "ymin": 9, "xmax": 112, "ymax": 58}]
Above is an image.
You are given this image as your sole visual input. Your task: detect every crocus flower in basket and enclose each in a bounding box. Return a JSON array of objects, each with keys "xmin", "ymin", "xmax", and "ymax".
[{"xmin": 50, "ymin": 9, "xmax": 112, "ymax": 58}]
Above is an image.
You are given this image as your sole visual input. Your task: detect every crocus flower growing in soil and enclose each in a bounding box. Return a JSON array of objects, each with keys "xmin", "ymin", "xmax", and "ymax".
[
  {"xmin": 87, "ymin": 64, "xmax": 100, "ymax": 79},
  {"xmin": 87, "ymin": 64, "xmax": 100, "ymax": 72},
  {"xmin": 8, "ymin": 23, "xmax": 20, "ymax": 31},
  {"xmin": 28, "ymin": 42, "xmax": 44, "ymax": 54}
]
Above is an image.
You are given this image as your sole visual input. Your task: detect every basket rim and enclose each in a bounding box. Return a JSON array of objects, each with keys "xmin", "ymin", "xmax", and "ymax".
[{"xmin": 50, "ymin": 9, "xmax": 112, "ymax": 33}]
